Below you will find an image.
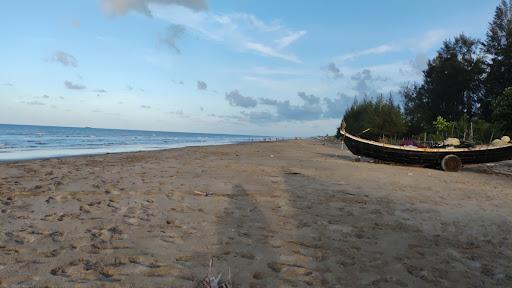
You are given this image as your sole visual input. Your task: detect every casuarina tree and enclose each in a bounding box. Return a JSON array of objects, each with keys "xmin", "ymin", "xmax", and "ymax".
[
  {"xmin": 403, "ymin": 34, "xmax": 485, "ymax": 133},
  {"xmin": 482, "ymin": 0, "xmax": 512, "ymax": 119}
]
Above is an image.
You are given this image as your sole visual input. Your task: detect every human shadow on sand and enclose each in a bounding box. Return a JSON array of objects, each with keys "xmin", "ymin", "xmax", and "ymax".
[{"xmin": 206, "ymin": 183, "xmax": 278, "ymax": 286}]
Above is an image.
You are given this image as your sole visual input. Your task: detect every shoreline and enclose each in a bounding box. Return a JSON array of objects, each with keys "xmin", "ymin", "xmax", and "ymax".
[
  {"xmin": 0, "ymin": 123, "xmax": 277, "ymax": 163},
  {"xmin": 1, "ymin": 139, "xmax": 511, "ymax": 287},
  {"xmin": 0, "ymin": 139, "xmax": 283, "ymax": 164}
]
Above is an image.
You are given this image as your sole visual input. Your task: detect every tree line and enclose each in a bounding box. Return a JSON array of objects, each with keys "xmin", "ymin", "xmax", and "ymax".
[{"xmin": 341, "ymin": 0, "xmax": 512, "ymax": 143}]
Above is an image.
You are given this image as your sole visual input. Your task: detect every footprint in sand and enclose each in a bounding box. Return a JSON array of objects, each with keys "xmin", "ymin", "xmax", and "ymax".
[
  {"xmin": 87, "ymin": 226, "xmax": 130, "ymax": 253},
  {"xmin": 41, "ymin": 248, "xmax": 62, "ymax": 258},
  {"xmin": 50, "ymin": 258, "xmax": 119, "ymax": 282},
  {"xmin": 4, "ymin": 231, "xmax": 35, "ymax": 245},
  {"xmin": 267, "ymin": 259, "xmax": 321, "ymax": 285},
  {"xmin": 159, "ymin": 230, "xmax": 185, "ymax": 245}
]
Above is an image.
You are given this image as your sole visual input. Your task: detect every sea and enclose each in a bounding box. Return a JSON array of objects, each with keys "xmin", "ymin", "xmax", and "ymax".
[{"xmin": 0, "ymin": 124, "xmax": 269, "ymax": 162}]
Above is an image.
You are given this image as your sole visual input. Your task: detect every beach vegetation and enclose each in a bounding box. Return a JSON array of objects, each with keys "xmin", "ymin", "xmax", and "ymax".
[
  {"xmin": 493, "ymin": 87, "xmax": 512, "ymax": 132},
  {"xmin": 342, "ymin": 95, "xmax": 406, "ymax": 140},
  {"xmin": 337, "ymin": 1, "xmax": 512, "ymax": 144},
  {"xmin": 372, "ymin": 0, "xmax": 512, "ymax": 142}
]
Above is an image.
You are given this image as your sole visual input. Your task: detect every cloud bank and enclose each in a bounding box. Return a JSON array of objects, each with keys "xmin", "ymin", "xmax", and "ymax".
[
  {"xmin": 225, "ymin": 91, "xmax": 353, "ymax": 123},
  {"xmin": 225, "ymin": 90, "xmax": 258, "ymax": 108}
]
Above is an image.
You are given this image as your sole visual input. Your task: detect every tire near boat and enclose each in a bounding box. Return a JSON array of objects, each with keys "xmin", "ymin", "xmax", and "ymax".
[{"xmin": 441, "ymin": 154, "xmax": 462, "ymax": 172}]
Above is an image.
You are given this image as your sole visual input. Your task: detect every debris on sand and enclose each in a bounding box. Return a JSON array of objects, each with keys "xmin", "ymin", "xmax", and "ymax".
[
  {"xmin": 194, "ymin": 190, "xmax": 213, "ymax": 197},
  {"xmin": 197, "ymin": 259, "xmax": 232, "ymax": 288}
]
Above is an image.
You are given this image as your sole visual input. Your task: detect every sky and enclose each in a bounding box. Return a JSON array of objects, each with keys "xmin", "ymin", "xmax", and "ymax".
[{"xmin": 0, "ymin": 0, "xmax": 500, "ymax": 137}]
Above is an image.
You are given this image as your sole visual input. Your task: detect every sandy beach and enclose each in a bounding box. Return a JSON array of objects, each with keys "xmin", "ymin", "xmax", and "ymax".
[{"xmin": 0, "ymin": 139, "xmax": 511, "ymax": 287}]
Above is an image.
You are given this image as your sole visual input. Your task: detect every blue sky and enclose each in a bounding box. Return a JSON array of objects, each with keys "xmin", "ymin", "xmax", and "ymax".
[{"xmin": 0, "ymin": 0, "xmax": 499, "ymax": 136}]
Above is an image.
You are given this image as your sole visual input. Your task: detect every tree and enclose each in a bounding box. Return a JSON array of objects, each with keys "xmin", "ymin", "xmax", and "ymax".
[
  {"xmin": 402, "ymin": 34, "xmax": 485, "ymax": 132},
  {"xmin": 342, "ymin": 95, "xmax": 406, "ymax": 140},
  {"xmin": 493, "ymin": 87, "xmax": 512, "ymax": 132},
  {"xmin": 401, "ymin": 84, "xmax": 430, "ymax": 134},
  {"xmin": 482, "ymin": 0, "xmax": 512, "ymax": 119}
]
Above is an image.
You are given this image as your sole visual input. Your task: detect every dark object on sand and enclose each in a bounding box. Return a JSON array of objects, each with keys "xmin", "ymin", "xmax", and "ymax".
[{"xmin": 340, "ymin": 124, "xmax": 512, "ymax": 172}]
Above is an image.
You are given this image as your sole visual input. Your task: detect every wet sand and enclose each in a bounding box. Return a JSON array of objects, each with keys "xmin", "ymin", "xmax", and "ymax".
[{"xmin": 0, "ymin": 139, "xmax": 511, "ymax": 287}]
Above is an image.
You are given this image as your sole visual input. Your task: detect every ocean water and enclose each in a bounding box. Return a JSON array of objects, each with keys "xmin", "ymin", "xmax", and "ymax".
[{"xmin": 0, "ymin": 124, "xmax": 268, "ymax": 162}]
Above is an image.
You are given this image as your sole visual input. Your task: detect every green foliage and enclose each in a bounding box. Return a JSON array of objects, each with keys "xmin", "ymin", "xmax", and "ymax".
[
  {"xmin": 401, "ymin": 84, "xmax": 430, "ymax": 134},
  {"xmin": 403, "ymin": 34, "xmax": 485, "ymax": 132},
  {"xmin": 450, "ymin": 115, "xmax": 468, "ymax": 140},
  {"xmin": 471, "ymin": 119, "xmax": 499, "ymax": 144},
  {"xmin": 433, "ymin": 116, "xmax": 451, "ymax": 133},
  {"xmin": 482, "ymin": 0, "xmax": 512, "ymax": 119},
  {"xmin": 406, "ymin": 115, "xmax": 497, "ymax": 145},
  {"xmin": 447, "ymin": 115, "xmax": 497, "ymax": 144},
  {"xmin": 493, "ymin": 87, "xmax": 512, "ymax": 132},
  {"xmin": 341, "ymin": 1, "xmax": 512, "ymax": 142},
  {"xmin": 342, "ymin": 95, "xmax": 406, "ymax": 140},
  {"xmin": 431, "ymin": 116, "xmax": 456, "ymax": 142}
]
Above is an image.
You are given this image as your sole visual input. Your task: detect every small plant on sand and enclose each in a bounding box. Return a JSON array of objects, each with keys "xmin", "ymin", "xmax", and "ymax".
[{"xmin": 433, "ymin": 116, "xmax": 453, "ymax": 141}]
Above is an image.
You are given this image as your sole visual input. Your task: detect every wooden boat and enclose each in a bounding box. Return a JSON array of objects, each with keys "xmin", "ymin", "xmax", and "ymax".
[{"xmin": 340, "ymin": 126, "xmax": 512, "ymax": 171}]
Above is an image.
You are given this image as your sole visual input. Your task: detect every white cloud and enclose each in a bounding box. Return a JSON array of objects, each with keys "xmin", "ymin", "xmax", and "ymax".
[
  {"xmin": 338, "ymin": 44, "xmax": 397, "ymax": 62},
  {"xmin": 414, "ymin": 29, "xmax": 446, "ymax": 52},
  {"xmin": 51, "ymin": 51, "xmax": 78, "ymax": 67},
  {"xmin": 334, "ymin": 29, "xmax": 446, "ymax": 65},
  {"xmin": 245, "ymin": 42, "xmax": 302, "ymax": 64},
  {"xmin": 151, "ymin": 6, "xmax": 306, "ymax": 63},
  {"xmin": 275, "ymin": 30, "xmax": 307, "ymax": 49},
  {"xmin": 410, "ymin": 53, "xmax": 429, "ymax": 73},
  {"xmin": 249, "ymin": 66, "xmax": 311, "ymax": 77}
]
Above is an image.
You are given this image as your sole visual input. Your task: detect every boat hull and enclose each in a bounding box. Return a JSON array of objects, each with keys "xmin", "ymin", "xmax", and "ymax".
[{"xmin": 342, "ymin": 132, "xmax": 512, "ymax": 167}]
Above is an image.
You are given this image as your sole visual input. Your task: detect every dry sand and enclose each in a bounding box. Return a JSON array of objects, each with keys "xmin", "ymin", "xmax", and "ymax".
[{"xmin": 0, "ymin": 139, "xmax": 511, "ymax": 287}]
